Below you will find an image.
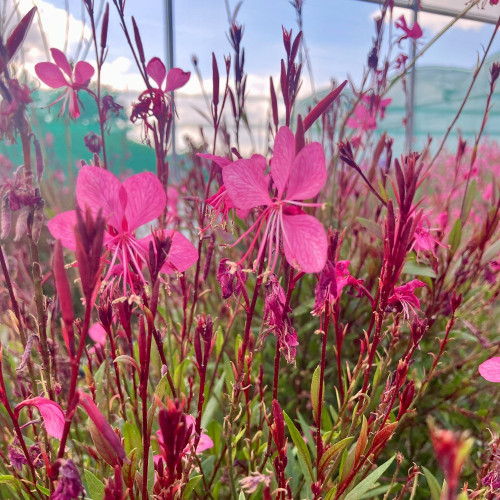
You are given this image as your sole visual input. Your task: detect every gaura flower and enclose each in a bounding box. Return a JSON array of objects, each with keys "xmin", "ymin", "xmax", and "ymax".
[
  {"xmin": 35, "ymin": 48, "xmax": 94, "ymax": 119},
  {"xmin": 222, "ymin": 126, "xmax": 328, "ymax": 273},
  {"xmin": 387, "ymin": 279, "xmax": 425, "ymax": 319},
  {"xmin": 395, "ymin": 15, "xmax": 423, "ymax": 44},
  {"xmin": 14, "ymin": 396, "xmax": 65, "ymax": 440},
  {"xmin": 48, "ymin": 165, "xmax": 198, "ymax": 292},
  {"xmin": 479, "ymin": 357, "xmax": 500, "ymax": 382}
]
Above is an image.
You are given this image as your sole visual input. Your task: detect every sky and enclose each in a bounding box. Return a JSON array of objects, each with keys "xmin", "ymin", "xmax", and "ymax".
[{"xmin": 3, "ymin": 0, "xmax": 500, "ymax": 152}]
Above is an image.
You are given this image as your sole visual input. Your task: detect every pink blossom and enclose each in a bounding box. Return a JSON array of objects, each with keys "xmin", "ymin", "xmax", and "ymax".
[
  {"xmin": 89, "ymin": 323, "xmax": 107, "ymax": 345},
  {"xmin": 35, "ymin": 48, "xmax": 94, "ymax": 119},
  {"xmin": 222, "ymin": 126, "xmax": 328, "ymax": 273},
  {"xmin": 479, "ymin": 357, "xmax": 500, "ymax": 382},
  {"xmin": 388, "ymin": 279, "xmax": 425, "ymax": 319},
  {"xmin": 412, "ymin": 217, "xmax": 448, "ymax": 259},
  {"xmin": 395, "ymin": 16, "xmax": 423, "ymax": 44},
  {"xmin": 48, "ymin": 165, "xmax": 198, "ymax": 292},
  {"xmin": 347, "ymin": 94, "xmax": 391, "ymax": 134},
  {"xmin": 14, "ymin": 396, "xmax": 65, "ymax": 439}
]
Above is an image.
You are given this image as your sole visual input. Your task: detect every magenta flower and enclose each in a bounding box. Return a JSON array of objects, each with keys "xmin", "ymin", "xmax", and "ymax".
[
  {"xmin": 14, "ymin": 396, "xmax": 65, "ymax": 439},
  {"xmin": 48, "ymin": 165, "xmax": 198, "ymax": 292},
  {"xmin": 388, "ymin": 279, "xmax": 425, "ymax": 319},
  {"xmin": 222, "ymin": 126, "xmax": 328, "ymax": 273},
  {"xmin": 35, "ymin": 48, "xmax": 94, "ymax": 119},
  {"xmin": 412, "ymin": 216, "xmax": 448, "ymax": 260},
  {"xmin": 395, "ymin": 16, "xmax": 423, "ymax": 44},
  {"xmin": 479, "ymin": 357, "xmax": 500, "ymax": 382}
]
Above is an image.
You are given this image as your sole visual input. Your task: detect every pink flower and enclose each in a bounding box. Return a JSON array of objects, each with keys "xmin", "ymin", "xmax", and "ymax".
[
  {"xmin": 479, "ymin": 357, "xmax": 500, "ymax": 382},
  {"xmin": 412, "ymin": 216, "xmax": 448, "ymax": 259},
  {"xmin": 388, "ymin": 279, "xmax": 425, "ymax": 319},
  {"xmin": 35, "ymin": 48, "xmax": 94, "ymax": 119},
  {"xmin": 222, "ymin": 126, "xmax": 328, "ymax": 273},
  {"xmin": 48, "ymin": 165, "xmax": 198, "ymax": 292},
  {"xmin": 89, "ymin": 323, "xmax": 107, "ymax": 345},
  {"xmin": 14, "ymin": 396, "xmax": 65, "ymax": 439},
  {"xmin": 347, "ymin": 94, "xmax": 391, "ymax": 134},
  {"xmin": 395, "ymin": 16, "xmax": 423, "ymax": 44}
]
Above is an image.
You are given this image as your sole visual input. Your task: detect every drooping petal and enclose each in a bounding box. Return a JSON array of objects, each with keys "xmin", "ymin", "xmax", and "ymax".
[
  {"xmin": 73, "ymin": 61, "xmax": 94, "ymax": 86},
  {"xmin": 15, "ymin": 397, "xmax": 65, "ymax": 439},
  {"xmin": 50, "ymin": 48, "xmax": 72, "ymax": 79},
  {"xmin": 286, "ymin": 142, "xmax": 326, "ymax": 201},
  {"xmin": 271, "ymin": 126, "xmax": 295, "ymax": 199},
  {"xmin": 165, "ymin": 67, "xmax": 190, "ymax": 92},
  {"xmin": 89, "ymin": 323, "xmax": 107, "ymax": 345},
  {"xmin": 281, "ymin": 214, "xmax": 327, "ymax": 273},
  {"xmin": 146, "ymin": 57, "xmax": 166, "ymax": 88},
  {"xmin": 479, "ymin": 357, "xmax": 500, "ymax": 382},
  {"xmin": 222, "ymin": 155, "xmax": 271, "ymax": 210},
  {"xmin": 122, "ymin": 172, "xmax": 166, "ymax": 231},
  {"xmin": 76, "ymin": 165, "xmax": 125, "ymax": 229},
  {"xmin": 197, "ymin": 153, "xmax": 232, "ymax": 168},
  {"xmin": 35, "ymin": 62, "xmax": 67, "ymax": 89},
  {"xmin": 47, "ymin": 211, "xmax": 78, "ymax": 251}
]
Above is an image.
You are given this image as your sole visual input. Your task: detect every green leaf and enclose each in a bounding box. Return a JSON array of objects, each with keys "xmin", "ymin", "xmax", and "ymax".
[
  {"xmin": 403, "ymin": 261, "xmax": 436, "ymax": 278},
  {"xmin": 481, "ymin": 238, "xmax": 500, "ymax": 265},
  {"xmin": 344, "ymin": 455, "xmax": 395, "ymax": 500},
  {"xmin": 283, "ymin": 411, "xmax": 313, "ymax": 481},
  {"xmin": 124, "ymin": 421, "xmax": 142, "ymax": 455},
  {"xmin": 357, "ymin": 217, "xmax": 383, "ymax": 239},
  {"xmin": 238, "ymin": 491, "xmax": 246, "ymax": 500},
  {"xmin": 147, "ymin": 447, "xmax": 155, "ymax": 494},
  {"xmin": 311, "ymin": 365, "xmax": 323, "ymax": 422},
  {"xmin": 461, "ymin": 179, "xmax": 476, "ymax": 224},
  {"xmin": 422, "ymin": 466, "xmax": 441, "ymax": 500},
  {"xmin": 201, "ymin": 373, "xmax": 225, "ymax": 428},
  {"xmin": 182, "ymin": 475, "xmax": 202, "ymax": 499},
  {"xmin": 318, "ymin": 437, "xmax": 354, "ymax": 477},
  {"xmin": 448, "ymin": 219, "xmax": 462, "ymax": 254},
  {"xmin": 114, "ymin": 354, "xmax": 140, "ymax": 372},
  {"xmin": 84, "ymin": 470, "xmax": 105, "ymax": 500}
]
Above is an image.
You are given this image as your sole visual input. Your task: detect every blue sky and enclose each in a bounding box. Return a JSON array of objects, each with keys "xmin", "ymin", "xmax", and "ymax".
[{"xmin": 32, "ymin": 0, "xmax": 500, "ymax": 93}]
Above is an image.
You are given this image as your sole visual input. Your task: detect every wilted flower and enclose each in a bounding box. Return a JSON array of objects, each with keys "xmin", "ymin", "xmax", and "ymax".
[
  {"xmin": 217, "ymin": 258, "xmax": 247, "ymax": 300},
  {"xmin": 52, "ymin": 459, "xmax": 85, "ymax": 500}
]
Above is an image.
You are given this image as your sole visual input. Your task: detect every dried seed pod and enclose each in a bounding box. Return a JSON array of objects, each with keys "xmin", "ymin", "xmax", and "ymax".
[
  {"xmin": 0, "ymin": 193, "xmax": 11, "ymax": 239},
  {"xmin": 31, "ymin": 199, "xmax": 44, "ymax": 244},
  {"xmin": 14, "ymin": 206, "xmax": 29, "ymax": 242}
]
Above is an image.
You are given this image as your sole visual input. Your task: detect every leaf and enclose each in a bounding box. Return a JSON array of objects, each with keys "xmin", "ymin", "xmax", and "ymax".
[
  {"xmin": 311, "ymin": 365, "xmax": 323, "ymax": 422},
  {"xmin": 182, "ymin": 475, "xmax": 202, "ymax": 499},
  {"xmin": 460, "ymin": 179, "xmax": 476, "ymax": 224},
  {"xmin": 448, "ymin": 219, "xmax": 462, "ymax": 255},
  {"xmin": 403, "ymin": 261, "xmax": 436, "ymax": 278},
  {"xmin": 283, "ymin": 411, "xmax": 314, "ymax": 481},
  {"xmin": 422, "ymin": 466, "xmax": 441, "ymax": 500},
  {"xmin": 355, "ymin": 416, "xmax": 368, "ymax": 464},
  {"xmin": 481, "ymin": 238, "xmax": 500, "ymax": 265},
  {"xmin": 123, "ymin": 421, "xmax": 142, "ymax": 455},
  {"xmin": 84, "ymin": 469, "xmax": 105, "ymax": 500},
  {"xmin": 114, "ymin": 354, "xmax": 140, "ymax": 372},
  {"xmin": 357, "ymin": 217, "xmax": 383, "ymax": 239},
  {"xmin": 344, "ymin": 455, "xmax": 395, "ymax": 500},
  {"xmin": 318, "ymin": 437, "xmax": 353, "ymax": 477}
]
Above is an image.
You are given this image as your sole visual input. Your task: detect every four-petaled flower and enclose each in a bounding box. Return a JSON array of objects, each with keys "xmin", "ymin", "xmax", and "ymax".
[
  {"xmin": 222, "ymin": 126, "xmax": 328, "ymax": 273},
  {"xmin": 35, "ymin": 48, "xmax": 94, "ymax": 119},
  {"xmin": 388, "ymin": 279, "xmax": 425, "ymax": 319},
  {"xmin": 48, "ymin": 165, "xmax": 198, "ymax": 293},
  {"xmin": 395, "ymin": 16, "xmax": 423, "ymax": 44}
]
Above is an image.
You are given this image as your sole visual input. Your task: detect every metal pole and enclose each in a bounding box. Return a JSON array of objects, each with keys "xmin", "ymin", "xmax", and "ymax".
[
  {"xmin": 165, "ymin": 0, "xmax": 176, "ymax": 163},
  {"xmin": 405, "ymin": 0, "xmax": 418, "ymax": 151}
]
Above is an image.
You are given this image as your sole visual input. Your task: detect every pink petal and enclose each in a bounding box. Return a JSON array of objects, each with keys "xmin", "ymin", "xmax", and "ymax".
[
  {"xmin": 76, "ymin": 165, "xmax": 125, "ymax": 229},
  {"xmin": 73, "ymin": 61, "xmax": 94, "ymax": 86},
  {"xmin": 197, "ymin": 153, "xmax": 232, "ymax": 168},
  {"xmin": 146, "ymin": 57, "xmax": 166, "ymax": 88},
  {"xmin": 122, "ymin": 172, "xmax": 166, "ymax": 231},
  {"xmin": 222, "ymin": 155, "xmax": 271, "ymax": 210},
  {"xmin": 160, "ymin": 232, "xmax": 198, "ymax": 274},
  {"xmin": 89, "ymin": 323, "xmax": 106, "ymax": 345},
  {"xmin": 68, "ymin": 89, "xmax": 81, "ymax": 119},
  {"xmin": 15, "ymin": 397, "xmax": 65, "ymax": 439},
  {"xmin": 50, "ymin": 48, "xmax": 72, "ymax": 79},
  {"xmin": 165, "ymin": 67, "xmax": 190, "ymax": 92},
  {"xmin": 47, "ymin": 211, "xmax": 77, "ymax": 251},
  {"xmin": 479, "ymin": 357, "xmax": 500, "ymax": 382},
  {"xmin": 286, "ymin": 142, "xmax": 326, "ymax": 201},
  {"xmin": 271, "ymin": 126, "xmax": 295, "ymax": 198},
  {"xmin": 35, "ymin": 62, "xmax": 67, "ymax": 88},
  {"xmin": 195, "ymin": 433, "xmax": 214, "ymax": 453},
  {"xmin": 281, "ymin": 214, "xmax": 327, "ymax": 273}
]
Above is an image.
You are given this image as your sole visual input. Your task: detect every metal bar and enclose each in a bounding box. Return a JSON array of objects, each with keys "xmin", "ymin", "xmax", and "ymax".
[
  {"xmin": 356, "ymin": 0, "xmax": 500, "ymax": 25},
  {"xmin": 405, "ymin": 0, "xmax": 418, "ymax": 151},
  {"xmin": 165, "ymin": 0, "xmax": 176, "ymax": 162}
]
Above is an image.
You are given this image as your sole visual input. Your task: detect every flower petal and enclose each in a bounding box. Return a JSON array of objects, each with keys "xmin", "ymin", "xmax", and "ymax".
[
  {"xmin": 271, "ymin": 126, "xmax": 295, "ymax": 198},
  {"xmin": 50, "ymin": 48, "xmax": 72, "ymax": 78},
  {"xmin": 89, "ymin": 323, "xmax": 107, "ymax": 345},
  {"xmin": 197, "ymin": 153, "xmax": 232, "ymax": 168},
  {"xmin": 48, "ymin": 211, "xmax": 77, "ymax": 251},
  {"xmin": 286, "ymin": 142, "xmax": 326, "ymax": 201},
  {"xmin": 162, "ymin": 232, "xmax": 198, "ymax": 273},
  {"xmin": 73, "ymin": 61, "xmax": 94, "ymax": 86},
  {"xmin": 222, "ymin": 155, "xmax": 271, "ymax": 210},
  {"xmin": 146, "ymin": 57, "xmax": 166, "ymax": 88},
  {"xmin": 165, "ymin": 67, "xmax": 190, "ymax": 92},
  {"xmin": 122, "ymin": 172, "xmax": 166, "ymax": 231},
  {"xmin": 68, "ymin": 89, "xmax": 81, "ymax": 119},
  {"xmin": 479, "ymin": 357, "xmax": 500, "ymax": 382},
  {"xmin": 15, "ymin": 397, "xmax": 65, "ymax": 439},
  {"xmin": 281, "ymin": 214, "xmax": 327, "ymax": 273},
  {"xmin": 35, "ymin": 62, "xmax": 67, "ymax": 88},
  {"xmin": 76, "ymin": 165, "xmax": 125, "ymax": 229}
]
